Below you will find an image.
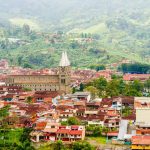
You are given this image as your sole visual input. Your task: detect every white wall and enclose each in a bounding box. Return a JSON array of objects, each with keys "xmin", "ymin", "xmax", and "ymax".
[{"xmin": 136, "ymin": 108, "xmax": 150, "ymax": 125}]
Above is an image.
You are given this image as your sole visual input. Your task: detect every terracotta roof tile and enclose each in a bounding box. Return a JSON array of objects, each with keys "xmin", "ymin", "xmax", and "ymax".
[
  {"xmin": 57, "ymin": 129, "xmax": 70, "ymax": 134},
  {"xmin": 132, "ymin": 136, "xmax": 150, "ymax": 145},
  {"xmin": 35, "ymin": 122, "xmax": 47, "ymax": 130},
  {"xmin": 69, "ymin": 130, "xmax": 82, "ymax": 135}
]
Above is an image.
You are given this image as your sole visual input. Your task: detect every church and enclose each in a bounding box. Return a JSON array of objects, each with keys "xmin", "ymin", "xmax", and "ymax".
[{"xmin": 5, "ymin": 52, "xmax": 71, "ymax": 93}]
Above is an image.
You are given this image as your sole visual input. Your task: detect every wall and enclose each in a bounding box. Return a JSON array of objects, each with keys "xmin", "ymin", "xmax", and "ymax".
[{"xmin": 136, "ymin": 108, "xmax": 150, "ymax": 125}]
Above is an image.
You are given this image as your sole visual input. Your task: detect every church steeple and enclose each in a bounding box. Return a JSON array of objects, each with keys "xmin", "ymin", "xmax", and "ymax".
[
  {"xmin": 59, "ymin": 51, "xmax": 70, "ymax": 67},
  {"xmin": 59, "ymin": 51, "xmax": 71, "ymax": 93}
]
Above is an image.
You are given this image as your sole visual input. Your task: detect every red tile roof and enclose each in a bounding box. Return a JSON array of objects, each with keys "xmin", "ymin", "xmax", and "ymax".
[
  {"xmin": 123, "ymin": 74, "xmax": 150, "ymax": 81},
  {"xmin": 34, "ymin": 91, "xmax": 60, "ymax": 98},
  {"xmin": 35, "ymin": 122, "xmax": 47, "ymax": 130},
  {"xmin": 107, "ymin": 131, "xmax": 119, "ymax": 137},
  {"xmin": 132, "ymin": 136, "xmax": 150, "ymax": 145},
  {"xmin": 57, "ymin": 129, "xmax": 70, "ymax": 134},
  {"xmin": 69, "ymin": 130, "xmax": 82, "ymax": 135}
]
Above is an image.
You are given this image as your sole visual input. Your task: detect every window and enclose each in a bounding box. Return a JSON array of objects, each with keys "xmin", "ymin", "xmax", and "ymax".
[{"xmin": 61, "ymin": 79, "xmax": 65, "ymax": 84}]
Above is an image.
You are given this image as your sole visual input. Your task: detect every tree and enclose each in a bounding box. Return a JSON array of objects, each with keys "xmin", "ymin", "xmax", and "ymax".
[
  {"xmin": 125, "ymin": 88, "xmax": 142, "ymax": 96},
  {"xmin": 122, "ymin": 106, "xmax": 132, "ymax": 117},
  {"xmin": 102, "ymin": 127, "xmax": 109, "ymax": 135},
  {"xmin": 23, "ymin": 24, "xmax": 30, "ymax": 35},
  {"xmin": 111, "ymin": 74, "xmax": 122, "ymax": 79},
  {"xmin": 79, "ymin": 83, "xmax": 84, "ymax": 91},
  {"xmin": 106, "ymin": 79, "xmax": 120, "ymax": 97},
  {"xmin": 144, "ymin": 78, "xmax": 150, "ymax": 92},
  {"xmin": 17, "ymin": 128, "xmax": 35, "ymax": 150},
  {"xmin": 70, "ymin": 42, "xmax": 79, "ymax": 49},
  {"xmin": 23, "ymin": 87, "xmax": 32, "ymax": 92},
  {"xmin": 52, "ymin": 140, "xmax": 64, "ymax": 150},
  {"xmin": 94, "ymin": 77, "xmax": 107, "ymax": 90},
  {"xmin": 118, "ymin": 63, "xmax": 150, "ymax": 74},
  {"xmin": 72, "ymin": 141, "xmax": 93, "ymax": 150},
  {"xmin": 26, "ymin": 96, "xmax": 33, "ymax": 104},
  {"xmin": 89, "ymin": 64, "xmax": 105, "ymax": 71},
  {"xmin": 38, "ymin": 143, "xmax": 52, "ymax": 150},
  {"xmin": 72, "ymin": 87, "xmax": 76, "ymax": 94},
  {"xmin": 0, "ymin": 105, "xmax": 10, "ymax": 119},
  {"xmin": 93, "ymin": 126, "xmax": 102, "ymax": 136},
  {"xmin": 30, "ymin": 31, "xmax": 37, "ymax": 40},
  {"xmin": 118, "ymin": 79, "xmax": 126, "ymax": 94},
  {"xmin": 131, "ymin": 80, "xmax": 144, "ymax": 92},
  {"xmin": 17, "ymin": 56, "xmax": 23, "ymax": 65},
  {"xmin": 61, "ymin": 121, "xmax": 68, "ymax": 126},
  {"xmin": 84, "ymin": 86, "xmax": 98, "ymax": 99},
  {"xmin": 68, "ymin": 117, "xmax": 81, "ymax": 125},
  {"xmin": 19, "ymin": 128, "xmax": 33, "ymax": 143},
  {"xmin": 93, "ymin": 77, "xmax": 107, "ymax": 97},
  {"xmin": 23, "ymin": 63, "xmax": 33, "ymax": 69}
]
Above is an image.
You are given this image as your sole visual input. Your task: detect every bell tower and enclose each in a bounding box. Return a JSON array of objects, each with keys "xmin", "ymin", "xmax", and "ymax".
[{"xmin": 59, "ymin": 51, "xmax": 71, "ymax": 93}]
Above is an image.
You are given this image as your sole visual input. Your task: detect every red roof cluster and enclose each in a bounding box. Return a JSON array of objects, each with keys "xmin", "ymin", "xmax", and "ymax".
[{"xmin": 123, "ymin": 74, "xmax": 150, "ymax": 81}]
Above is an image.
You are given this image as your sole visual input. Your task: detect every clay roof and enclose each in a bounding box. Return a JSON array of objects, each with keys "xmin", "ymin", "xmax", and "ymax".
[
  {"xmin": 107, "ymin": 110, "xmax": 118, "ymax": 117},
  {"xmin": 132, "ymin": 136, "xmax": 150, "ymax": 145},
  {"xmin": 122, "ymin": 114, "xmax": 136, "ymax": 120},
  {"xmin": 107, "ymin": 131, "xmax": 118, "ymax": 137},
  {"xmin": 69, "ymin": 130, "xmax": 82, "ymax": 135},
  {"xmin": 76, "ymin": 108, "xmax": 85, "ymax": 113},
  {"xmin": 34, "ymin": 91, "xmax": 60, "ymax": 98},
  {"xmin": 134, "ymin": 101, "xmax": 150, "ymax": 108},
  {"xmin": 57, "ymin": 129, "xmax": 70, "ymax": 134},
  {"xmin": 123, "ymin": 74, "xmax": 150, "ymax": 81},
  {"xmin": 74, "ymin": 101, "xmax": 85, "ymax": 106},
  {"xmin": 121, "ymin": 96, "xmax": 134, "ymax": 105},
  {"xmin": 56, "ymin": 105, "xmax": 73, "ymax": 111},
  {"xmin": 35, "ymin": 122, "xmax": 47, "ymax": 130},
  {"xmin": 87, "ymin": 115, "xmax": 105, "ymax": 121},
  {"xmin": 86, "ymin": 102, "xmax": 101, "ymax": 106},
  {"xmin": 100, "ymin": 98, "xmax": 112, "ymax": 107}
]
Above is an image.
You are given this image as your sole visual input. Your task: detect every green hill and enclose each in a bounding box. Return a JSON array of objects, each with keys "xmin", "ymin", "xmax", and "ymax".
[{"xmin": 0, "ymin": 0, "xmax": 149, "ymax": 68}]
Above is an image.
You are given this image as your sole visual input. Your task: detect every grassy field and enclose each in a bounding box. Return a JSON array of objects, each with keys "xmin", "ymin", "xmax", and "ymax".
[
  {"xmin": 68, "ymin": 23, "xmax": 108, "ymax": 34},
  {"xmin": 9, "ymin": 18, "xmax": 40, "ymax": 30},
  {"xmin": 87, "ymin": 136, "xmax": 106, "ymax": 145},
  {"xmin": 81, "ymin": 23, "xmax": 108, "ymax": 34}
]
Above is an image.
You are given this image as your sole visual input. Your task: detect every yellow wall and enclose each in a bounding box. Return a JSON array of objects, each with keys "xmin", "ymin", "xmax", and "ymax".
[{"xmin": 132, "ymin": 145, "xmax": 150, "ymax": 150}]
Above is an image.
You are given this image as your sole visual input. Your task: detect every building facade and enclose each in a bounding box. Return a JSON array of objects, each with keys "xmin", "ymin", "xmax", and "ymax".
[{"xmin": 5, "ymin": 52, "xmax": 71, "ymax": 93}]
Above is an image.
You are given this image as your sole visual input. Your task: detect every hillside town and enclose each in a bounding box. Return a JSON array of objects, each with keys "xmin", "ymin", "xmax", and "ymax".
[{"xmin": 0, "ymin": 52, "xmax": 150, "ymax": 150}]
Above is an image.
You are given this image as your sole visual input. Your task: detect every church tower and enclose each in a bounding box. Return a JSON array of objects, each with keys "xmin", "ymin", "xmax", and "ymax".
[{"xmin": 59, "ymin": 51, "xmax": 71, "ymax": 93}]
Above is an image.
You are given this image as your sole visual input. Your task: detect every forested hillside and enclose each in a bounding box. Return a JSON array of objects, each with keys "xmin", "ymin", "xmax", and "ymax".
[{"xmin": 0, "ymin": 0, "xmax": 150, "ymax": 68}]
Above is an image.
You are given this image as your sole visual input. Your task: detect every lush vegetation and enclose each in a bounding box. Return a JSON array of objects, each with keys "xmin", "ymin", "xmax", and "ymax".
[
  {"xmin": 0, "ymin": 25, "xmax": 109, "ymax": 69},
  {"xmin": 118, "ymin": 63, "xmax": 150, "ymax": 74},
  {"xmin": 0, "ymin": 105, "xmax": 10, "ymax": 120},
  {"xmin": 87, "ymin": 136, "xmax": 106, "ymax": 145},
  {"xmin": 0, "ymin": 127, "xmax": 34, "ymax": 150},
  {"xmin": 38, "ymin": 140, "xmax": 94, "ymax": 150},
  {"xmin": 0, "ymin": 128, "xmax": 23, "ymax": 150},
  {"xmin": 61, "ymin": 117, "xmax": 81, "ymax": 126},
  {"xmin": 0, "ymin": 0, "xmax": 150, "ymax": 68},
  {"xmin": 86, "ymin": 125, "xmax": 111, "ymax": 137},
  {"xmin": 89, "ymin": 64, "xmax": 106, "ymax": 71},
  {"xmin": 0, "ymin": 105, "xmax": 34, "ymax": 150},
  {"xmin": 122, "ymin": 106, "xmax": 132, "ymax": 117},
  {"xmin": 84, "ymin": 77, "xmax": 150, "ymax": 98}
]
